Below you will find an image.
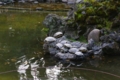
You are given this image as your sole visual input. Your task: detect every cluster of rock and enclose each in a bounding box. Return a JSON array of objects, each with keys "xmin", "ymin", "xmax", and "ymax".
[
  {"xmin": 43, "ymin": 31, "xmax": 103, "ymax": 64},
  {"xmin": 43, "ymin": 28, "xmax": 120, "ymax": 65},
  {"xmin": 100, "ymin": 30, "xmax": 120, "ymax": 55}
]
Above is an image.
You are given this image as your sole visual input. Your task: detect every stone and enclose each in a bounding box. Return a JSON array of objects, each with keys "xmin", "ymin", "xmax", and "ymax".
[
  {"xmin": 44, "ymin": 36, "xmax": 56, "ymax": 43},
  {"xmin": 71, "ymin": 41, "xmax": 82, "ymax": 48},
  {"xmin": 56, "ymin": 43, "xmax": 63, "ymax": 49},
  {"xmin": 88, "ymin": 29, "xmax": 100, "ymax": 42},
  {"xmin": 75, "ymin": 51, "xmax": 84, "ymax": 56},
  {"xmin": 55, "ymin": 52, "xmax": 75, "ymax": 60},
  {"xmin": 54, "ymin": 32, "xmax": 63, "ymax": 38},
  {"xmin": 79, "ymin": 47, "xmax": 87, "ymax": 53},
  {"xmin": 69, "ymin": 48, "xmax": 79, "ymax": 54},
  {"xmin": 64, "ymin": 43, "xmax": 72, "ymax": 49},
  {"xmin": 60, "ymin": 40, "xmax": 71, "ymax": 44},
  {"xmin": 56, "ymin": 36, "xmax": 67, "ymax": 43}
]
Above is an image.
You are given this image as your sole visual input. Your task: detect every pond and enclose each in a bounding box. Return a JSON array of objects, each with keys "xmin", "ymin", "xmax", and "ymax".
[{"xmin": 0, "ymin": 10, "xmax": 120, "ymax": 80}]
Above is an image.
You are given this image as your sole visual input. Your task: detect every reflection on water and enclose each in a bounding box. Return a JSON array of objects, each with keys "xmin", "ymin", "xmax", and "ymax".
[
  {"xmin": 15, "ymin": 56, "xmax": 87, "ymax": 80},
  {"xmin": 46, "ymin": 63, "xmax": 62, "ymax": 80},
  {"xmin": 16, "ymin": 56, "xmax": 45, "ymax": 80},
  {"xmin": 15, "ymin": 55, "xmax": 29, "ymax": 80}
]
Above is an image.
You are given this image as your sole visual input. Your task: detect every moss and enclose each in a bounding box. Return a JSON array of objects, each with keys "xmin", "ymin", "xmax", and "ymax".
[{"xmin": 70, "ymin": 0, "xmax": 120, "ymax": 31}]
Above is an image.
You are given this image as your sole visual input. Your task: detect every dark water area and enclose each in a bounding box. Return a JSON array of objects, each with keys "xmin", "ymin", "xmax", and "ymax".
[{"xmin": 0, "ymin": 10, "xmax": 120, "ymax": 80}]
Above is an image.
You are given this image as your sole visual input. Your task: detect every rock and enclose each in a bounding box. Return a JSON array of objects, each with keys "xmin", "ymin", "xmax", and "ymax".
[
  {"xmin": 75, "ymin": 51, "xmax": 84, "ymax": 56},
  {"xmin": 54, "ymin": 32, "xmax": 63, "ymax": 38},
  {"xmin": 64, "ymin": 43, "xmax": 72, "ymax": 49},
  {"xmin": 88, "ymin": 29, "xmax": 100, "ymax": 42},
  {"xmin": 94, "ymin": 49, "xmax": 102, "ymax": 55},
  {"xmin": 71, "ymin": 41, "xmax": 82, "ymax": 48},
  {"xmin": 79, "ymin": 47, "xmax": 87, "ymax": 53},
  {"xmin": 87, "ymin": 39, "xmax": 95, "ymax": 50},
  {"xmin": 44, "ymin": 36, "xmax": 56, "ymax": 43},
  {"xmin": 56, "ymin": 36, "xmax": 67, "ymax": 43},
  {"xmin": 60, "ymin": 40, "xmax": 71, "ymax": 44},
  {"xmin": 48, "ymin": 47, "xmax": 57, "ymax": 55},
  {"xmin": 102, "ymin": 42, "xmax": 120, "ymax": 55},
  {"xmin": 55, "ymin": 52, "xmax": 76, "ymax": 60},
  {"xmin": 69, "ymin": 48, "xmax": 79, "ymax": 54},
  {"xmin": 56, "ymin": 43, "xmax": 63, "ymax": 49}
]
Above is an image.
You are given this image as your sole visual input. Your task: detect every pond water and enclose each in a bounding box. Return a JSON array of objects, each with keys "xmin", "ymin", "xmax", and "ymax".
[{"xmin": 0, "ymin": 10, "xmax": 120, "ymax": 80}]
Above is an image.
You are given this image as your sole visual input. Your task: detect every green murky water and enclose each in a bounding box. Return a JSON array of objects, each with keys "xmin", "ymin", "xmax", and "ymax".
[{"xmin": 0, "ymin": 10, "xmax": 120, "ymax": 80}]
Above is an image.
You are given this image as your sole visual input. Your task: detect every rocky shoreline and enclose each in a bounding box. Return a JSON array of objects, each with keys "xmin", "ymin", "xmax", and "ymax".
[{"xmin": 43, "ymin": 0, "xmax": 120, "ymax": 66}]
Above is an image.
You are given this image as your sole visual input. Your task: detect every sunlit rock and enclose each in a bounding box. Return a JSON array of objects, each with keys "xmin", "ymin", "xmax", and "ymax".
[
  {"xmin": 64, "ymin": 43, "xmax": 72, "ymax": 49},
  {"xmin": 69, "ymin": 48, "xmax": 79, "ymax": 54},
  {"xmin": 54, "ymin": 32, "xmax": 63, "ymax": 38},
  {"xmin": 60, "ymin": 40, "xmax": 71, "ymax": 44},
  {"xmin": 75, "ymin": 51, "xmax": 83, "ymax": 56},
  {"xmin": 79, "ymin": 47, "xmax": 87, "ymax": 53},
  {"xmin": 44, "ymin": 36, "xmax": 56, "ymax": 43},
  {"xmin": 56, "ymin": 43, "xmax": 63, "ymax": 49}
]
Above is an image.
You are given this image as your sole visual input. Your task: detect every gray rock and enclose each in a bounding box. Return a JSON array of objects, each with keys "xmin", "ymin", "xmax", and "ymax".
[
  {"xmin": 79, "ymin": 47, "xmax": 87, "ymax": 53},
  {"xmin": 48, "ymin": 47, "xmax": 57, "ymax": 55},
  {"xmin": 56, "ymin": 36, "xmax": 67, "ymax": 43},
  {"xmin": 75, "ymin": 51, "xmax": 84, "ymax": 56},
  {"xmin": 87, "ymin": 39, "xmax": 95, "ymax": 50},
  {"xmin": 88, "ymin": 29, "xmax": 100, "ymax": 42},
  {"xmin": 60, "ymin": 40, "xmax": 71, "ymax": 44},
  {"xmin": 71, "ymin": 41, "xmax": 82, "ymax": 48},
  {"xmin": 69, "ymin": 48, "xmax": 79, "ymax": 54},
  {"xmin": 44, "ymin": 37, "xmax": 56, "ymax": 43},
  {"xmin": 56, "ymin": 43, "xmax": 63, "ymax": 49},
  {"xmin": 55, "ymin": 52, "xmax": 76, "ymax": 60},
  {"xmin": 54, "ymin": 32, "xmax": 63, "ymax": 38},
  {"xmin": 64, "ymin": 43, "xmax": 72, "ymax": 49}
]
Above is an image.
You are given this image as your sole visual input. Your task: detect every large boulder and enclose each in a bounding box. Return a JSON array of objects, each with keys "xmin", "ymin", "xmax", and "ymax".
[{"xmin": 88, "ymin": 29, "xmax": 100, "ymax": 42}]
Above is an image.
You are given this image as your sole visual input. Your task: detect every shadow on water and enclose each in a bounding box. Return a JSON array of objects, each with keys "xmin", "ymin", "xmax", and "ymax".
[{"xmin": 0, "ymin": 10, "xmax": 120, "ymax": 80}]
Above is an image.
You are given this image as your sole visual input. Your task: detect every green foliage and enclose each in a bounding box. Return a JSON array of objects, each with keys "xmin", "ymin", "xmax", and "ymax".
[{"xmin": 73, "ymin": 0, "xmax": 120, "ymax": 30}]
